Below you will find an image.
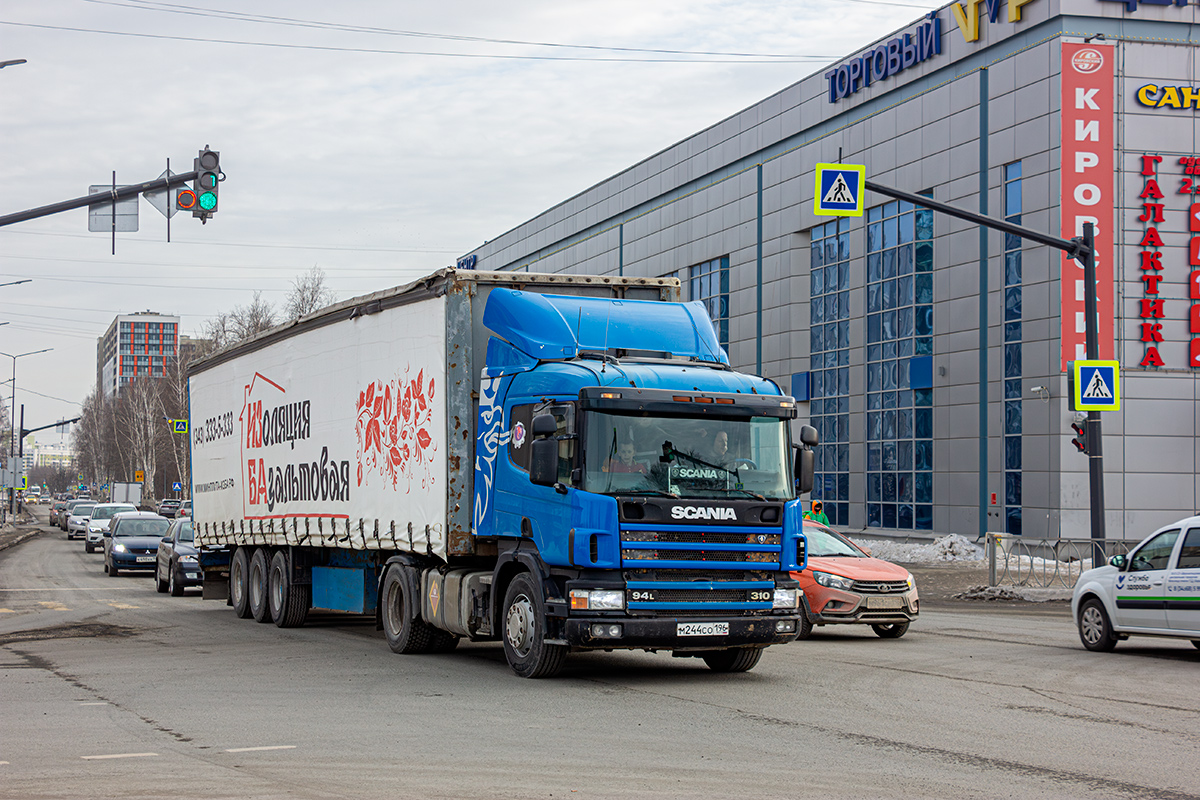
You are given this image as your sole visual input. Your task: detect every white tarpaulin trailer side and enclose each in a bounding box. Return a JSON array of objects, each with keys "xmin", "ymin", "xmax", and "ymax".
[{"xmin": 188, "ymin": 269, "xmax": 677, "ymax": 563}]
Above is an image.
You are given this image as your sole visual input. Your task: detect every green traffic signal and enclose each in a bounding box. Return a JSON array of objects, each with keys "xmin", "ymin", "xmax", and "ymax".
[{"xmin": 199, "ymin": 191, "xmax": 217, "ymax": 211}]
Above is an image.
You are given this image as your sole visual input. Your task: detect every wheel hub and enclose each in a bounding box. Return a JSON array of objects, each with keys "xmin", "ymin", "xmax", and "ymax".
[
  {"xmin": 1081, "ymin": 606, "xmax": 1103, "ymax": 643},
  {"xmin": 505, "ymin": 595, "xmax": 535, "ymax": 657}
]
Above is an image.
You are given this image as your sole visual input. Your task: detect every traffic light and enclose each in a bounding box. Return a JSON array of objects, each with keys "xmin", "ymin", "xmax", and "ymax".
[
  {"xmin": 1070, "ymin": 420, "xmax": 1089, "ymax": 454},
  {"xmin": 193, "ymin": 146, "xmax": 220, "ymax": 220},
  {"xmin": 175, "ymin": 187, "xmax": 197, "ymax": 212}
]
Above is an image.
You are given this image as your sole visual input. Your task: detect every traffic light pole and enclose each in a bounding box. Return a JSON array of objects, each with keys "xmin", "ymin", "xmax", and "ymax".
[
  {"xmin": 864, "ymin": 181, "xmax": 1104, "ymax": 543},
  {"xmin": 0, "ymin": 170, "xmax": 198, "ymax": 229},
  {"xmin": 1079, "ymin": 222, "xmax": 1107, "ymax": 551}
]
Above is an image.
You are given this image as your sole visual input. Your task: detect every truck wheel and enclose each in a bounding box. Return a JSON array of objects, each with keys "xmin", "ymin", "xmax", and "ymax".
[
  {"xmin": 269, "ymin": 550, "xmax": 309, "ymax": 628},
  {"xmin": 502, "ymin": 573, "xmax": 566, "ymax": 679},
  {"xmin": 871, "ymin": 622, "xmax": 909, "ymax": 639},
  {"xmin": 701, "ymin": 647, "xmax": 763, "ymax": 673},
  {"xmin": 1078, "ymin": 598, "xmax": 1118, "ymax": 652},
  {"xmin": 249, "ymin": 548, "xmax": 272, "ymax": 623},
  {"xmin": 230, "ymin": 548, "xmax": 252, "ymax": 619},
  {"xmin": 381, "ymin": 563, "xmax": 435, "ymax": 654}
]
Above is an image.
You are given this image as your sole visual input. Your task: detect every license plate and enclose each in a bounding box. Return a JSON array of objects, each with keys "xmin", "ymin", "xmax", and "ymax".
[
  {"xmin": 677, "ymin": 621, "xmax": 729, "ymax": 637},
  {"xmin": 135, "ymin": 556, "xmax": 155, "ymax": 563},
  {"xmin": 866, "ymin": 595, "xmax": 904, "ymax": 609}
]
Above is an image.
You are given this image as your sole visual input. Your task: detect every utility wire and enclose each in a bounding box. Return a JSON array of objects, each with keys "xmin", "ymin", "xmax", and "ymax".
[
  {"xmin": 81, "ymin": 0, "xmax": 854, "ymax": 58},
  {"xmin": 0, "ymin": 20, "xmax": 833, "ymax": 63}
]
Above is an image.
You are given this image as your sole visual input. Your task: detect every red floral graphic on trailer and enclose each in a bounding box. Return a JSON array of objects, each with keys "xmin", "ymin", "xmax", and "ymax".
[{"xmin": 356, "ymin": 367, "xmax": 436, "ymax": 492}]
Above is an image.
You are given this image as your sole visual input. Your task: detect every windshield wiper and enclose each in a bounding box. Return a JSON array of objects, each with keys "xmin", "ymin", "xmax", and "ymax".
[{"xmin": 619, "ymin": 489, "xmax": 679, "ymax": 498}]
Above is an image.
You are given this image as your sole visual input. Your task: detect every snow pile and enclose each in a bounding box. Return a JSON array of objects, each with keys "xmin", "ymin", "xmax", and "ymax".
[
  {"xmin": 953, "ymin": 585, "xmax": 1072, "ymax": 602},
  {"xmin": 853, "ymin": 534, "xmax": 985, "ymax": 563}
]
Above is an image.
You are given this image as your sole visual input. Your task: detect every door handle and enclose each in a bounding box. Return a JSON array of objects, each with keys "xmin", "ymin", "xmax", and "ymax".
[{"xmin": 1152, "ymin": 580, "xmax": 1163, "ymax": 586}]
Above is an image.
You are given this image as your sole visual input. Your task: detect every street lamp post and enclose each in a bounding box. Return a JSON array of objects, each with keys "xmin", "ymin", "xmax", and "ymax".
[{"xmin": 1, "ymin": 348, "xmax": 53, "ymax": 514}]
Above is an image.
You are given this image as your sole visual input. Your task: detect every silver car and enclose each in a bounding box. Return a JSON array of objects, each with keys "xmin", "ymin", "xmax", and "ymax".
[
  {"xmin": 67, "ymin": 503, "xmax": 97, "ymax": 543},
  {"xmin": 83, "ymin": 503, "xmax": 137, "ymax": 552}
]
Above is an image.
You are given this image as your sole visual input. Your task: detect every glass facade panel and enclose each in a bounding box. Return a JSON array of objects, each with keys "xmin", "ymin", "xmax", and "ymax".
[
  {"xmin": 690, "ymin": 257, "xmax": 730, "ymax": 349},
  {"xmin": 864, "ymin": 201, "xmax": 932, "ymax": 530},
  {"xmin": 1003, "ymin": 162, "xmax": 1023, "ymax": 534},
  {"xmin": 809, "ymin": 220, "xmax": 850, "ymax": 524}
]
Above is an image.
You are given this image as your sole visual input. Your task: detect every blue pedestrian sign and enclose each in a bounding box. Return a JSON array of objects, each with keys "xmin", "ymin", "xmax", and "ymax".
[
  {"xmin": 1072, "ymin": 360, "xmax": 1120, "ymax": 411},
  {"xmin": 173, "ymin": 419, "xmax": 188, "ymax": 434},
  {"xmin": 814, "ymin": 163, "xmax": 865, "ymax": 217},
  {"xmin": 172, "ymin": 481, "xmax": 183, "ymax": 491}
]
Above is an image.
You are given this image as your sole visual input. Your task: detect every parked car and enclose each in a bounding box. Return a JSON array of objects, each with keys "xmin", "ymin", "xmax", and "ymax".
[
  {"xmin": 49, "ymin": 501, "xmax": 69, "ymax": 527},
  {"xmin": 103, "ymin": 512, "xmax": 171, "ymax": 576},
  {"xmin": 66, "ymin": 503, "xmax": 97, "ymax": 542},
  {"xmin": 156, "ymin": 518, "xmax": 202, "ymax": 596},
  {"xmin": 1072, "ymin": 516, "xmax": 1200, "ymax": 652},
  {"xmin": 791, "ymin": 521, "xmax": 919, "ymax": 639},
  {"xmin": 175, "ymin": 500, "xmax": 192, "ymax": 519},
  {"xmin": 83, "ymin": 503, "xmax": 138, "ymax": 552},
  {"xmin": 156, "ymin": 498, "xmax": 182, "ymax": 518}
]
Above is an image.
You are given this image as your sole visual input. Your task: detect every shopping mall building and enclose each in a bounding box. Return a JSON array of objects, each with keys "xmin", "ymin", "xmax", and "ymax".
[{"xmin": 458, "ymin": 0, "xmax": 1200, "ymax": 541}]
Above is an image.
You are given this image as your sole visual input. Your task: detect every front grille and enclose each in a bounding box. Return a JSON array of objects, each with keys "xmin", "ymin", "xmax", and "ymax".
[
  {"xmin": 623, "ymin": 530, "xmax": 780, "ymax": 545},
  {"xmin": 640, "ymin": 589, "xmax": 754, "ymax": 603},
  {"xmin": 622, "ymin": 549, "xmax": 775, "ymax": 564},
  {"xmin": 851, "ymin": 580, "xmax": 909, "ymax": 593},
  {"xmin": 624, "ymin": 569, "xmax": 772, "ymax": 582}
]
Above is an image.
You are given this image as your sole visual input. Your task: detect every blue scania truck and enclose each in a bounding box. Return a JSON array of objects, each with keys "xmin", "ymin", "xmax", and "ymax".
[{"xmin": 190, "ymin": 269, "xmax": 815, "ymax": 677}]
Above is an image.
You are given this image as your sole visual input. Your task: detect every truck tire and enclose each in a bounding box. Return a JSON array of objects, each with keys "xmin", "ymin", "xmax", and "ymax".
[
  {"xmin": 701, "ymin": 647, "xmax": 763, "ymax": 673},
  {"xmin": 381, "ymin": 563, "xmax": 435, "ymax": 654},
  {"xmin": 429, "ymin": 630, "xmax": 460, "ymax": 653},
  {"xmin": 230, "ymin": 547, "xmax": 252, "ymax": 619},
  {"xmin": 249, "ymin": 548, "xmax": 272, "ymax": 623},
  {"xmin": 269, "ymin": 550, "xmax": 309, "ymax": 628},
  {"xmin": 501, "ymin": 573, "xmax": 566, "ymax": 679}
]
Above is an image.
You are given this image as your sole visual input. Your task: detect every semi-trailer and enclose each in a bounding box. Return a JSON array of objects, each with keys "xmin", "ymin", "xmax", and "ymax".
[{"xmin": 190, "ymin": 269, "xmax": 816, "ymax": 677}]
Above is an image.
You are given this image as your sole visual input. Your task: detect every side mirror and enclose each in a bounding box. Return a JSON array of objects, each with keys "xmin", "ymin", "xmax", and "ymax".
[
  {"xmin": 794, "ymin": 424, "xmax": 818, "ymax": 494},
  {"xmin": 530, "ymin": 414, "xmax": 560, "ymax": 488},
  {"xmin": 161, "ymin": 535, "xmax": 171, "ymax": 543},
  {"xmin": 1109, "ymin": 554, "xmax": 1126, "ymax": 569},
  {"xmin": 102, "ymin": 531, "xmax": 112, "ymax": 538}
]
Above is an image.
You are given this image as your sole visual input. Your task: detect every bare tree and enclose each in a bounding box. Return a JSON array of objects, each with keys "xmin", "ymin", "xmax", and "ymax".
[
  {"xmin": 284, "ymin": 266, "xmax": 337, "ymax": 321},
  {"xmin": 201, "ymin": 291, "xmax": 278, "ymax": 351}
]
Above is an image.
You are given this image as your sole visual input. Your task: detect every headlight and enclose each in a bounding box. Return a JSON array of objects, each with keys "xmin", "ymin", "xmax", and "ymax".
[
  {"xmin": 89, "ymin": 525, "xmax": 101, "ymax": 533},
  {"xmin": 180, "ymin": 556, "xmax": 198, "ymax": 565},
  {"xmin": 812, "ymin": 571, "xmax": 854, "ymax": 591},
  {"xmin": 569, "ymin": 588, "xmax": 625, "ymax": 611},
  {"xmin": 906, "ymin": 572, "xmax": 915, "ymax": 590},
  {"xmin": 112, "ymin": 543, "xmax": 127, "ymax": 553},
  {"xmin": 772, "ymin": 588, "xmax": 799, "ymax": 609}
]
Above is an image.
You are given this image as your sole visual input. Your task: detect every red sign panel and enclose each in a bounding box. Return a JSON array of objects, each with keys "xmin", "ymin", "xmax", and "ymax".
[{"xmin": 1059, "ymin": 41, "xmax": 1115, "ymax": 370}]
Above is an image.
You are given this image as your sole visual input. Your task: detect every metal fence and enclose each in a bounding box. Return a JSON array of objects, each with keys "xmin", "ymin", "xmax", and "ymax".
[{"xmin": 985, "ymin": 534, "xmax": 1133, "ymax": 588}]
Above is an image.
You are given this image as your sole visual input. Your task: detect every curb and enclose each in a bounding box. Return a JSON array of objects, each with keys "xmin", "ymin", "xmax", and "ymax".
[{"xmin": 0, "ymin": 528, "xmax": 43, "ymax": 553}]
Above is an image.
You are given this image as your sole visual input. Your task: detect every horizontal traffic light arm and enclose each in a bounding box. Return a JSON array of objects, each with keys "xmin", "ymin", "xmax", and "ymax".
[{"xmin": 0, "ymin": 170, "xmax": 199, "ymax": 229}]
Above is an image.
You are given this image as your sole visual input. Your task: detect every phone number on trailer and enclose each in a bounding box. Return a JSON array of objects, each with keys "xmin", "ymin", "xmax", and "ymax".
[{"xmin": 194, "ymin": 411, "xmax": 235, "ymax": 445}]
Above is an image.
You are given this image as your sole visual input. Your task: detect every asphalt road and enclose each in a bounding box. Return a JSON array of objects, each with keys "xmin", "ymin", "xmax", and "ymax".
[{"xmin": 2, "ymin": 512, "xmax": 1199, "ymax": 800}]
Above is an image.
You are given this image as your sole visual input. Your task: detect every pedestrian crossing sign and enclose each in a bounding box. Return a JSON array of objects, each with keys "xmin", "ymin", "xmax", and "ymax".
[
  {"xmin": 814, "ymin": 163, "xmax": 866, "ymax": 217},
  {"xmin": 1072, "ymin": 360, "xmax": 1120, "ymax": 411}
]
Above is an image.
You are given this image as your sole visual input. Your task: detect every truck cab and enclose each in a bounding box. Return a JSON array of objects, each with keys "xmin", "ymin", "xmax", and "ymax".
[{"xmin": 471, "ymin": 289, "xmax": 813, "ymax": 676}]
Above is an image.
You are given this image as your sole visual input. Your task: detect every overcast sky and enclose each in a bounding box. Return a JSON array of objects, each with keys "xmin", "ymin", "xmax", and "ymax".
[{"xmin": 0, "ymin": 0, "xmax": 936, "ymax": 436}]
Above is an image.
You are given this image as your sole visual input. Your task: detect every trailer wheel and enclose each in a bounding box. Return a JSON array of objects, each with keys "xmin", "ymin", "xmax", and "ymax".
[
  {"xmin": 249, "ymin": 548, "xmax": 272, "ymax": 623},
  {"xmin": 381, "ymin": 564, "xmax": 435, "ymax": 654},
  {"xmin": 701, "ymin": 647, "xmax": 763, "ymax": 673},
  {"xmin": 502, "ymin": 573, "xmax": 566, "ymax": 679},
  {"xmin": 230, "ymin": 548, "xmax": 252, "ymax": 619},
  {"xmin": 269, "ymin": 550, "xmax": 309, "ymax": 628}
]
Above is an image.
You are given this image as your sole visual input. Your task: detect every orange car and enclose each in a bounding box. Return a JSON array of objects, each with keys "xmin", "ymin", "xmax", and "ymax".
[{"xmin": 791, "ymin": 521, "xmax": 919, "ymax": 639}]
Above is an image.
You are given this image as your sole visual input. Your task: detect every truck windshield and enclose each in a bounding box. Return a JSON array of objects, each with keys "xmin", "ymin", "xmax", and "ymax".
[{"xmin": 583, "ymin": 412, "xmax": 794, "ymax": 500}]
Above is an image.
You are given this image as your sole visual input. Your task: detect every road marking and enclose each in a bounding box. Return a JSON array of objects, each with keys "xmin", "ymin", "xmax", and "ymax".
[
  {"xmin": 0, "ymin": 761, "xmax": 9, "ymax": 765},
  {"xmin": 81, "ymin": 753, "xmax": 158, "ymax": 760},
  {"xmin": 0, "ymin": 588, "xmax": 126, "ymax": 592},
  {"xmin": 37, "ymin": 601, "xmax": 70, "ymax": 611},
  {"xmin": 223, "ymin": 746, "xmax": 297, "ymax": 753},
  {"xmin": 105, "ymin": 602, "xmax": 140, "ymax": 610},
  {"xmin": 0, "ymin": 608, "xmax": 14, "ymax": 613}
]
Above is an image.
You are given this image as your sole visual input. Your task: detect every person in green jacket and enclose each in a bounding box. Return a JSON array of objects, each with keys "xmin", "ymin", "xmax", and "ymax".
[{"xmin": 804, "ymin": 500, "xmax": 830, "ymax": 526}]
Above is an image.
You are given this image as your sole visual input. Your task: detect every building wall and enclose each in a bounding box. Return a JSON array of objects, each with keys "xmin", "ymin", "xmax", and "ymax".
[{"xmin": 461, "ymin": 0, "xmax": 1200, "ymax": 540}]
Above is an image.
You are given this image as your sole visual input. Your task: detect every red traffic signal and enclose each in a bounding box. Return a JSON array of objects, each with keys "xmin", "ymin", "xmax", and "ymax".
[
  {"xmin": 176, "ymin": 188, "xmax": 198, "ymax": 210},
  {"xmin": 1070, "ymin": 421, "xmax": 1089, "ymax": 454}
]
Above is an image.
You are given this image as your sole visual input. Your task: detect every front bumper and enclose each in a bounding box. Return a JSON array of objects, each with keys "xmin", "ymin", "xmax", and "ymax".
[
  {"xmin": 561, "ymin": 614, "xmax": 801, "ymax": 650},
  {"xmin": 110, "ymin": 552, "xmax": 157, "ymax": 571},
  {"xmin": 805, "ymin": 589, "xmax": 919, "ymax": 625},
  {"xmin": 173, "ymin": 562, "xmax": 204, "ymax": 586}
]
